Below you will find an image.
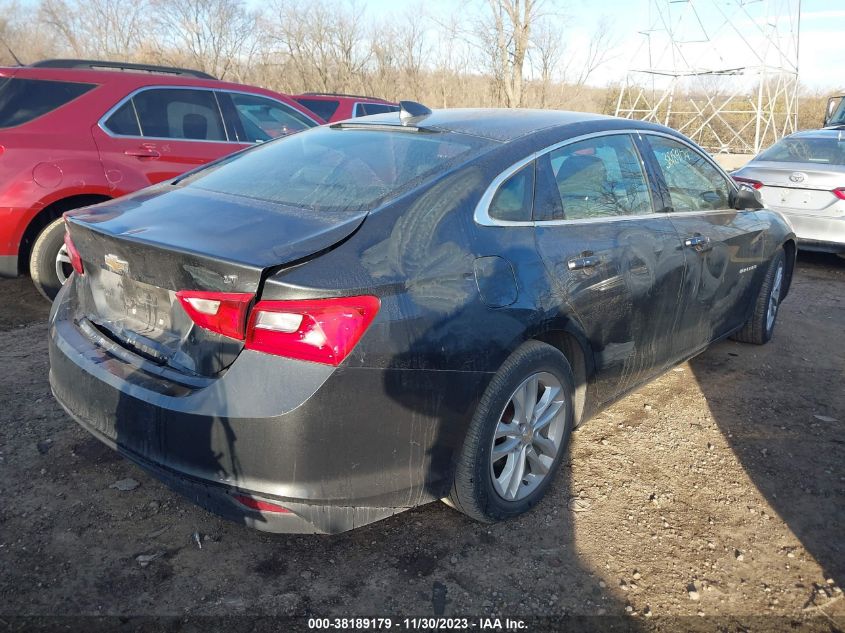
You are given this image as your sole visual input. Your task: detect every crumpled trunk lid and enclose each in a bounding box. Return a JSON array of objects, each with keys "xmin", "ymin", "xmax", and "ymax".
[{"xmin": 66, "ymin": 185, "xmax": 367, "ymax": 377}]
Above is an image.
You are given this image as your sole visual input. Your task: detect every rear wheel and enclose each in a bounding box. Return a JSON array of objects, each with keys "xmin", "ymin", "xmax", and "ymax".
[
  {"xmin": 446, "ymin": 341, "xmax": 574, "ymax": 523},
  {"xmin": 29, "ymin": 216, "xmax": 72, "ymax": 302},
  {"xmin": 730, "ymin": 248, "xmax": 785, "ymax": 345}
]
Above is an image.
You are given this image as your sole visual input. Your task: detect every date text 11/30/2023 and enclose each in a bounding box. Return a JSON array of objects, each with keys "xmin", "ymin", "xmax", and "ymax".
[{"xmin": 307, "ymin": 617, "xmax": 528, "ymax": 630}]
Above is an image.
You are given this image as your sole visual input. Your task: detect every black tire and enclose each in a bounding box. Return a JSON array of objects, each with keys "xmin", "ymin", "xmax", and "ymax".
[
  {"xmin": 446, "ymin": 340, "xmax": 575, "ymax": 523},
  {"xmin": 730, "ymin": 248, "xmax": 785, "ymax": 345},
  {"xmin": 29, "ymin": 216, "xmax": 70, "ymax": 302}
]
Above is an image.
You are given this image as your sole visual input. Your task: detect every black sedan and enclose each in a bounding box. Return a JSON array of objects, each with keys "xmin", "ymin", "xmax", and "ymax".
[{"xmin": 49, "ymin": 105, "xmax": 795, "ymax": 533}]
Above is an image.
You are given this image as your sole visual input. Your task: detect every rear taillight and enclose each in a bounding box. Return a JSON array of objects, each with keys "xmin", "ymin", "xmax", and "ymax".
[
  {"xmin": 175, "ymin": 291, "xmax": 253, "ymax": 340},
  {"xmin": 63, "ymin": 226, "xmax": 84, "ymax": 275},
  {"xmin": 176, "ymin": 291, "xmax": 380, "ymax": 365},
  {"xmin": 733, "ymin": 176, "xmax": 764, "ymax": 189},
  {"xmin": 833, "ymin": 188, "xmax": 845, "ymax": 200},
  {"xmin": 245, "ymin": 296, "xmax": 380, "ymax": 366},
  {"xmin": 232, "ymin": 494, "xmax": 291, "ymax": 514}
]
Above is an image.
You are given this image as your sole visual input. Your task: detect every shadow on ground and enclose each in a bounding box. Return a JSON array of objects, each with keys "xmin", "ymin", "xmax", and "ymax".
[{"xmin": 689, "ymin": 252, "xmax": 844, "ymax": 587}]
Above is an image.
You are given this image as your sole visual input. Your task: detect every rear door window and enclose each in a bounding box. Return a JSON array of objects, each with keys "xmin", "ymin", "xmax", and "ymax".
[
  {"xmin": 356, "ymin": 102, "xmax": 399, "ymax": 116},
  {"xmin": 645, "ymin": 135, "xmax": 731, "ymax": 212},
  {"xmin": 489, "ymin": 162, "xmax": 534, "ymax": 222},
  {"xmin": 547, "ymin": 134, "xmax": 653, "ymax": 220},
  {"xmin": 222, "ymin": 92, "xmax": 315, "ymax": 143},
  {"xmin": 293, "ymin": 97, "xmax": 339, "ymax": 122},
  {"xmin": 0, "ymin": 78, "xmax": 95, "ymax": 128},
  {"xmin": 130, "ymin": 88, "xmax": 227, "ymax": 141},
  {"xmin": 102, "ymin": 100, "xmax": 140, "ymax": 136}
]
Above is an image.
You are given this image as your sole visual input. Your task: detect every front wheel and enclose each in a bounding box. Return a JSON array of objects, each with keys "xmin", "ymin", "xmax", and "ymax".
[
  {"xmin": 29, "ymin": 217, "xmax": 72, "ymax": 302},
  {"xmin": 446, "ymin": 341, "xmax": 574, "ymax": 523},
  {"xmin": 730, "ymin": 248, "xmax": 785, "ymax": 345}
]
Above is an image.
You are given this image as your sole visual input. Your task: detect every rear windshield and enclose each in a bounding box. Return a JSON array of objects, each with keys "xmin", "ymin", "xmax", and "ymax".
[
  {"xmin": 757, "ymin": 137, "xmax": 845, "ymax": 165},
  {"xmin": 294, "ymin": 97, "xmax": 339, "ymax": 122},
  {"xmin": 183, "ymin": 126, "xmax": 491, "ymax": 212},
  {"xmin": 0, "ymin": 78, "xmax": 95, "ymax": 128}
]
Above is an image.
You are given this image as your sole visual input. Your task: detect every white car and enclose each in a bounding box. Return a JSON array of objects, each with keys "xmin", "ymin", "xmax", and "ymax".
[{"xmin": 732, "ymin": 130, "xmax": 845, "ymax": 256}]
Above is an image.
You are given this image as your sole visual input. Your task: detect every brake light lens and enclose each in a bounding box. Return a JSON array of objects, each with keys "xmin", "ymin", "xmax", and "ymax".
[
  {"xmin": 733, "ymin": 176, "xmax": 764, "ymax": 189},
  {"xmin": 833, "ymin": 188, "xmax": 845, "ymax": 200},
  {"xmin": 63, "ymin": 227, "xmax": 84, "ymax": 275},
  {"xmin": 232, "ymin": 494, "xmax": 291, "ymax": 514},
  {"xmin": 175, "ymin": 291, "xmax": 253, "ymax": 340},
  {"xmin": 245, "ymin": 296, "xmax": 380, "ymax": 366}
]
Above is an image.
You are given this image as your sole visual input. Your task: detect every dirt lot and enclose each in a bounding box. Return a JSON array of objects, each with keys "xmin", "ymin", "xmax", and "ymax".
[{"xmin": 1, "ymin": 254, "xmax": 843, "ymax": 630}]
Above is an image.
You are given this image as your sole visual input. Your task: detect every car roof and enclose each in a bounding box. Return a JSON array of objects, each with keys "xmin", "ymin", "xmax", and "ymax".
[
  {"xmin": 348, "ymin": 108, "xmax": 661, "ymax": 143},
  {"xmin": 0, "ymin": 65, "xmax": 322, "ymax": 122},
  {"xmin": 0, "ymin": 65, "xmax": 252, "ymax": 93}
]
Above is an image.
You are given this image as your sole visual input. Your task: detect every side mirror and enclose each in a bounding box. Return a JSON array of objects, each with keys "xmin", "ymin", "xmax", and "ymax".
[{"xmin": 732, "ymin": 185, "xmax": 763, "ymax": 210}]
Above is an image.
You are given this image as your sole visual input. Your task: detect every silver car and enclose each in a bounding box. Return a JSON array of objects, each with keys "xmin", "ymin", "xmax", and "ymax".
[{"xmin": 732, "ymin": 129, "xmax": 845, "ymax": 255}]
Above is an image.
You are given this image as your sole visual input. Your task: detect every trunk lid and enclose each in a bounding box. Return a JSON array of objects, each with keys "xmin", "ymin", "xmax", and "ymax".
[
  {"xmin": 66, "ymin": 185, "xmax": 367, "ymax": 377},
  {"xmin": 738, "ymin": 162, "xmax": 845, "ymax": 216}
]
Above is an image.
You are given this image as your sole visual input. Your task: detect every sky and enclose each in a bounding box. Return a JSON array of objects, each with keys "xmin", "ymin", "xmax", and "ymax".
[{"xmin": 357, "ymin": 0, "xmax": 845, "ymax": 91}]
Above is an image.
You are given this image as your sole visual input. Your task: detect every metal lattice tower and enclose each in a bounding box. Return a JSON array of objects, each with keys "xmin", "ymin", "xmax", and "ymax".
[{"xmin": 615, "ymin": 0, "xmax": 801, "ymax": 155}]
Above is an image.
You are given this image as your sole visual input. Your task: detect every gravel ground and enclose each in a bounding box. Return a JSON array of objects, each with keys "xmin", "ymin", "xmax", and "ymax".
[{"xmin": 0, "ymin": 254, "xmax": 843, "ymax": 630}]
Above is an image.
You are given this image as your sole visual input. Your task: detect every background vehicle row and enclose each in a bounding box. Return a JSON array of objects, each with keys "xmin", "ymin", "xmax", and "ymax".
[{"xmin": 0, "ymin": 59, "xmax": 398, "ymax": 300}]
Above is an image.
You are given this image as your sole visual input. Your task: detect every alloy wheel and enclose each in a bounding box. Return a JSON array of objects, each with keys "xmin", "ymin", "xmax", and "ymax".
[
  {"xmin": 766, "ymin": 262, "xmax": 784, "ymax": 332},
  {"xmin": 489, "ymin": 372, "xmax": 567, "ymax": 501},
  {"xmin": 55, "ymin": 244, "xmax": 72, "ymax": 285}
]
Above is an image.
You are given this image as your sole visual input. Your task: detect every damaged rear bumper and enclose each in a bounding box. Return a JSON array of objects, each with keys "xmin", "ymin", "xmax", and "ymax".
[
  {"xmin": 52, "ymin": 397, "xmax": 405, "ymax": 534},
  {"xmin": 48, "ymin": 286, "xmax": 486, "ymax": 534}
]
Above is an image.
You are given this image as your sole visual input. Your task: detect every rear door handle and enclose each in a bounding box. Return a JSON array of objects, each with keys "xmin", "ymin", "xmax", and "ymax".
[
  {"xmin": 124, "ymin": 147, "xmax": 161, "ymax": 159},
  {"xmin": 567, "ymin": 255, "xmax": 600, "ymax": 271},
  {"xmin": 683, "ymin": 235, "xmax": 713, "ymax": 252}
]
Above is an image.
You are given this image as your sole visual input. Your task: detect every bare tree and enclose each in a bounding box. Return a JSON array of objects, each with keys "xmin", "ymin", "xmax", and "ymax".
[
  {"xmin": 548, "ymin": 15, "xmax": 617, "ymax": 109},
  {"xmin": 397, "ymin": 9, "xmax": 429, "ymax": 99},
  {"xmin": 265, "ymin": 0, "xmax": 370, "ymax": 93},
  {"xmin": 331, "ymin": 0, "xmax": 370, "ymax": 89},
  {"xmin": 570, "ymin": 16, "xmax": 615, "ymax": 87},
  {"xmin": 530, "ymin": 17, "xmax": 565, "ymax": 107},
  {"xmin": 3, "ymin": 0, "xmax": 828, "ymax": 150},
  {"xmin": 428, "ymin": 12, "xmax": 476, "ymax": 108},
  {"xmin": 150, "ymin": 0, "xmax": 259, "ymax": 80},
  {"xmin": 265, "ymin": 1, "xmax": 333, "ymax": 92},
  {"xmin": 40, "ymin": 0, "xmax": 151, "ymax": 59},
  {"xmin": 368, "ymin": 21, "xmax": 400, "ymax": 99},
  {"xmin": 0, "ymin": 0, "xmax": 658, "ymax": 124},
  {"xmin": 0, "ymin": 1, "xmax": 26, "ymax": 63},
  {"xmin": 476, "ymin": 0, "xmax": 544, "ymax": 107}
]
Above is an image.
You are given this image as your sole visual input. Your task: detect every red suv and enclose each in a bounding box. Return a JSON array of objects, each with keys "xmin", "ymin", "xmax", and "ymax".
[
  {"xmin": 0, "ymin": 59, "xmax": 321, "ymax": 300},
  {"xmin": 291, "ymin": 93, "xmax": 399, "ymax": 123}
]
